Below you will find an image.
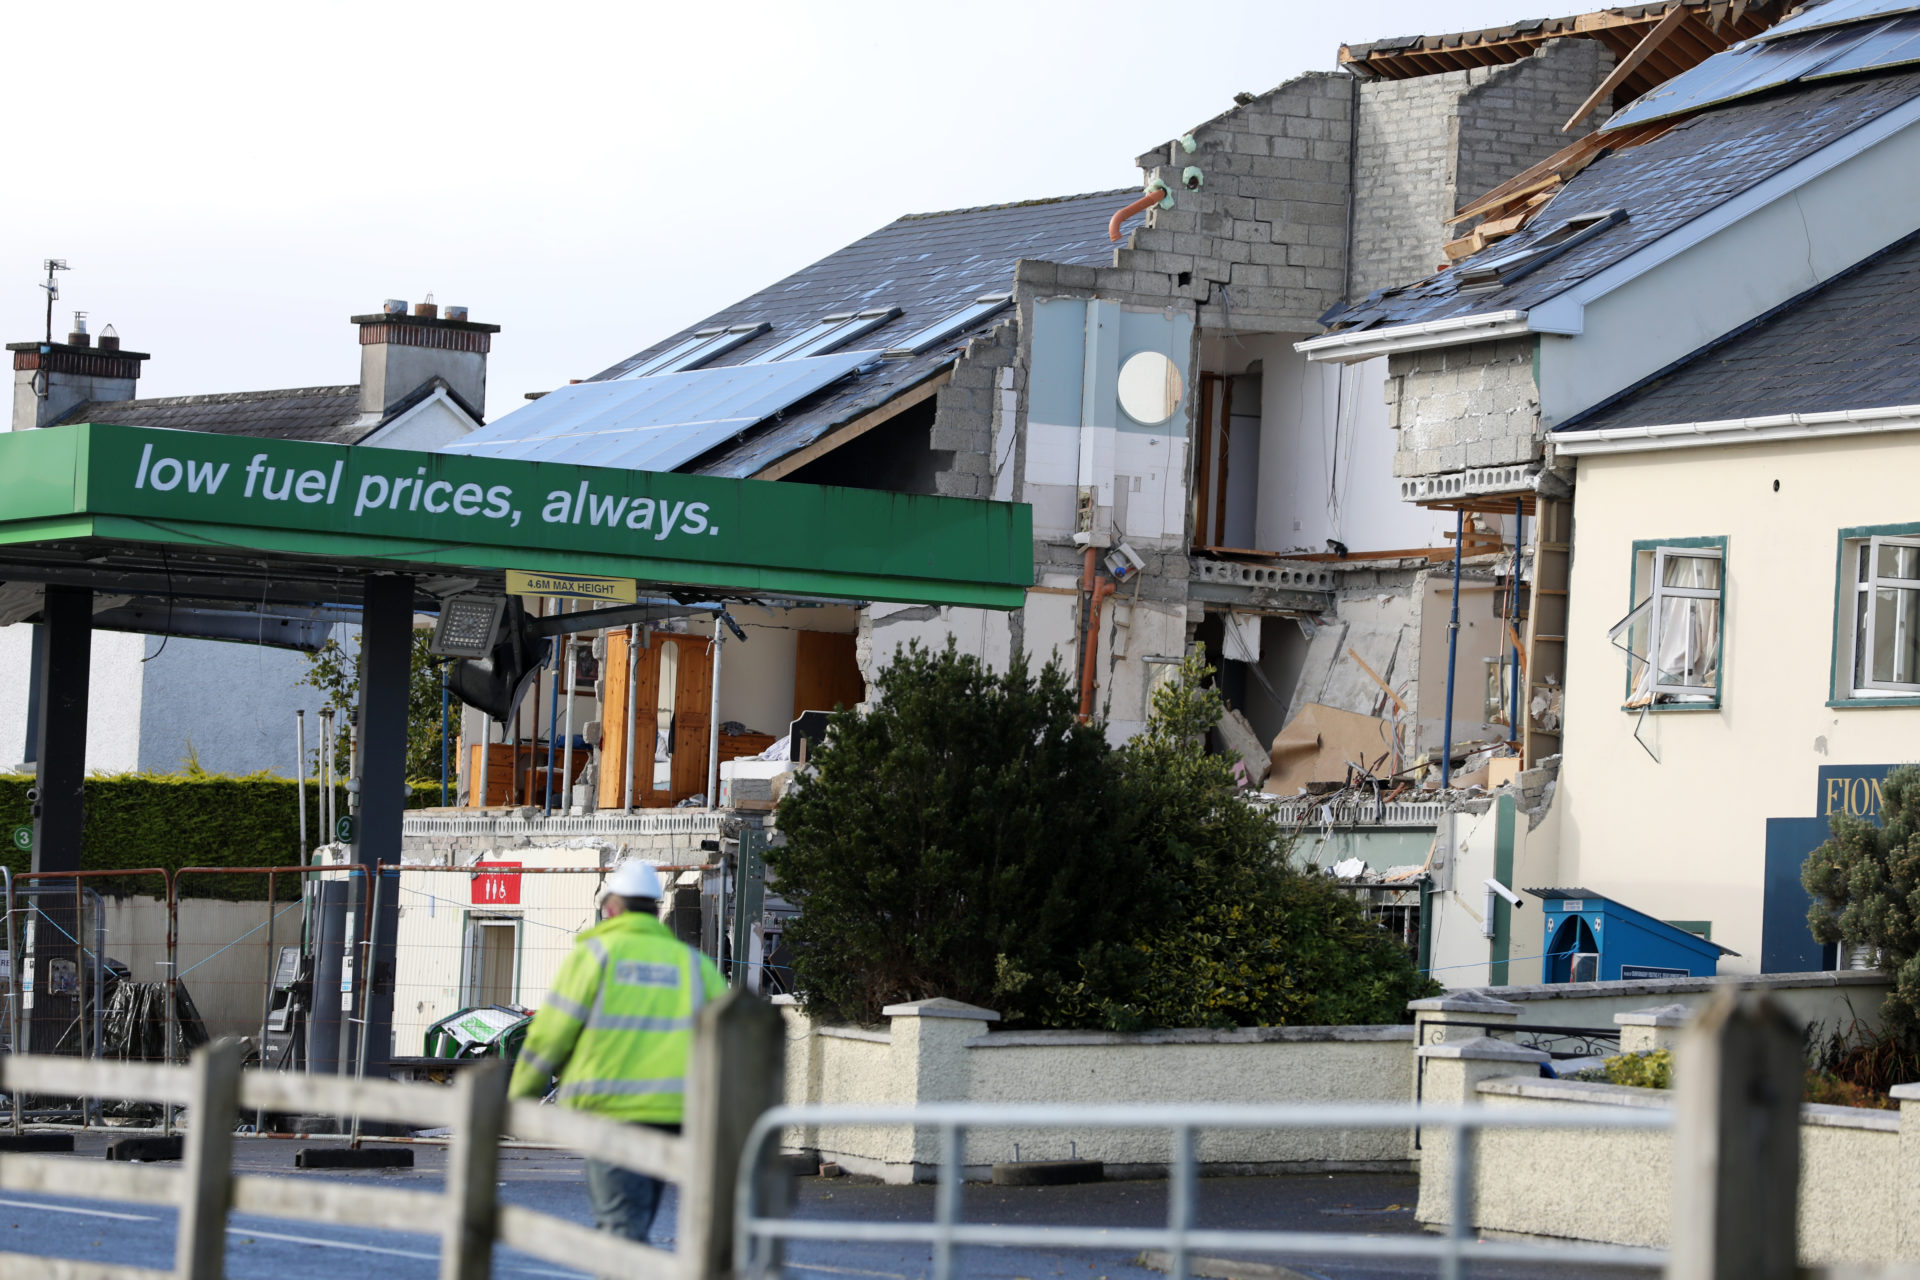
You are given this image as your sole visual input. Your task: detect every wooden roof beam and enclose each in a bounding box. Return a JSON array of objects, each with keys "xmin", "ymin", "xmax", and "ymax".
[
  {"xmin": 1562, "ymin": 4, "xmax": 1690, "ymax": 131},
  {"xmin": 1665, "ymin": 14, "xmax": 1728, "ymax": 61}
]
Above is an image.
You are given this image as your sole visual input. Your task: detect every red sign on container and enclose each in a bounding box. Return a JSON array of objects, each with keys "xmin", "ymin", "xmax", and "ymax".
[{"xmin": 472, "ymin": 862, "xmax": 523, "ymax": 905}]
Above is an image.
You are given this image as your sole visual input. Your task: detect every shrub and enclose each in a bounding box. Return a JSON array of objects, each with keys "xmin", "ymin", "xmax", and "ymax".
[
  {"xmin": 771, "ymin": 644, "xmax": 1436, "ymax": 1030},
  {"xmin": 767, "ymin": 642, "xmax": 1151, "ymax": 1026},
  {"xmin": 1802, "ymin": 765, "xmax": 1920, "ymax": 1044},
  {"xmin": 1603, "ymin": 1048, "xmax": 1674, "ymax": 1090},
  {"xmin": 304, "ymin": 630, "xmax": 451, "ymax": 781},
  {"xmin": 1806, "ymin": 1018, "xmax": 1920, "ymax": 1107},
  {"xmin": 0, "ymin": 773, "xmax": 438, "ymax": 900}
]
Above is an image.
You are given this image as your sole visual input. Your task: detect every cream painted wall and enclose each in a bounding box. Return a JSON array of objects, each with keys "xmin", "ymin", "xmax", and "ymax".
[
  {"xmin": 1438, "ymin": 1076, "xmax": 1909, "ymax": 1265},
  {"xmin": 715, "ymin": 603, "xmax": 860, "ymax": 738},
  {"xmin": 1561, "ymin": 433, "xmax": 1920, "ymax": 972},
  {"xmin": 1423, "ymin": 796, "xmax": 1558, "ymax": 991},
  {"xmin": 780, "ymin": 1002, "xmax": 1415, "ymax": 1182}
]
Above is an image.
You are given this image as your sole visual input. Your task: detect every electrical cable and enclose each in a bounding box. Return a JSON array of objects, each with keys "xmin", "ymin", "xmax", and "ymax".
[{"xmin": 141, "ymin": 548, "xmax": 175, "ymax": 664}]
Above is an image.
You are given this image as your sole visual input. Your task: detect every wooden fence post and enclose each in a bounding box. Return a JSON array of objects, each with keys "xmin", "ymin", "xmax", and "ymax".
[
  {"xmin": 441, "ymin": 1060, "xmax": 508, "ymax": 1280},
  {"xmin": 175, "ymin": 1038, "xmax": 244, "ymax": 1280},
  {"xmin": 1668, "ymin": 988, "xmax": 1803, "ymax": 1280},
  {"xmin": 679, "ymin": 990, "xmax": 786, "ymax": 1280}
]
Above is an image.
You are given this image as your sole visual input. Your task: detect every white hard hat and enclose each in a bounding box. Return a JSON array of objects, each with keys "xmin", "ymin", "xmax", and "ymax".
[{"xmin": 604, "ymin": 860, "xmax": 664, "ymax": 900}]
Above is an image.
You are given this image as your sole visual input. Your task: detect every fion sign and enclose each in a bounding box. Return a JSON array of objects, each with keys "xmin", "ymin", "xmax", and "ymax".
[{"xmin": 472, "ymin": 862, "xmax": 522, "ymax": 906}]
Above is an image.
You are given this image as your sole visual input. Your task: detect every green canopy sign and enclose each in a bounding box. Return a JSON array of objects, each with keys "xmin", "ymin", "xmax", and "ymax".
[{"xmin": 0, "ymin": 423, "xmax": 1033, "ymax": 608}]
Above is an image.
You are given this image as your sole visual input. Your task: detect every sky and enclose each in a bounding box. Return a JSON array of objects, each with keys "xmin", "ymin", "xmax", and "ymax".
[{"xmin": 2, "ymin": 1, "xmax": 1592, "ymax": 420}]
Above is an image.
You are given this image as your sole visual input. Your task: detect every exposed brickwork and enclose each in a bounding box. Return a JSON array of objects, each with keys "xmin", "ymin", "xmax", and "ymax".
[
  {"xmin": 1455, "ymin": 39, "xmax": 1614, "ymax": 216},
  {"xmin": 1123, "ymin": 72, "xmax": 1355, "ymax": 333},
  {"xmin": 1351, "ymin": 39, "xmax": 1612, "ymax": 299},
  {"xmin": 1386, "ymin": 337, "xmax": 1539, "ymax": 476},
  {"xmin": 929, "ymin": 318, "xmax": 1018, "ymax": 500}
]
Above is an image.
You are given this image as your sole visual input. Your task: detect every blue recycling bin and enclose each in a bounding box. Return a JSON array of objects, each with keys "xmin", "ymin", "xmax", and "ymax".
[{"xmin": 1529, "ymin": 888, "xmax": 1735, "ymax": 983}]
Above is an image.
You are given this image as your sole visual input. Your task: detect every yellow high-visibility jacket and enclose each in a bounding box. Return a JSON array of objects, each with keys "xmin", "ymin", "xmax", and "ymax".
[{"xmin": 508, "ymin": 910, "xmax": 725, "ymax": 1124}]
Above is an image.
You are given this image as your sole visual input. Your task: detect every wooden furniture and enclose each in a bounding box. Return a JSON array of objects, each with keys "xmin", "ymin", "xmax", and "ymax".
[
  {"xmin": 596, "ymin": 630, "xmax": 713, "ymax": 809},
  {"xmin": 465, "ymin": 742, "xmax": 587, "ymax": 809},
  {"xmin": 719, "ymin": 733, "xmax": 777, "ymax": 762},
  {"xmin": 792, "ymin": 630, "xmax": 864, "ymax": 721}
]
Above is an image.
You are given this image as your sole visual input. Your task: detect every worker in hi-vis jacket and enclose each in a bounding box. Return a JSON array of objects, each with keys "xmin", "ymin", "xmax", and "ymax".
[{"xmin": 509, "ymin": 859, "xmax": 725, "ymax": 1243}]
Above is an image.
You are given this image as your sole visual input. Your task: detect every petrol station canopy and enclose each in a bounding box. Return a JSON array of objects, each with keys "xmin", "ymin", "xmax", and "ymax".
[{"xmin": 0, "ymin": 422, "xmax": 1033, "ymax": 620}]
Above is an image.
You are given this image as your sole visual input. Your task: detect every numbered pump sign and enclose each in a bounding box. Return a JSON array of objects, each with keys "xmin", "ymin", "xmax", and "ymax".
[{"xmin": 471, "ymin": 862, "xmax": 522, "ymax": 906}]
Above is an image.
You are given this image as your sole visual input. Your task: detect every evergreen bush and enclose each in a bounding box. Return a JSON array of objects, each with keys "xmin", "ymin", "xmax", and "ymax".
[
  {"xmin": 771, "ymin": 644, "xmax": 1436, "ymax": 1030},
  {"xmin": 1803, "ymin": 764, "xmax": 1920, "ymax": 1042},
  {"xmin": 767, "ymin": 641, "xmax": 1151, "ymax": 1026}
]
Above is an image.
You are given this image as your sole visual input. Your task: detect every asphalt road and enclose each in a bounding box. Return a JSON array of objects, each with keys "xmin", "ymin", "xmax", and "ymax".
[{"xmin": 0, "ymin": 1136, "xmax": 1656, "ymax": 1280}]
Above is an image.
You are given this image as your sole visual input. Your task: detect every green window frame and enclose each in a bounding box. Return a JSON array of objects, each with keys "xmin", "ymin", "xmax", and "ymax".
[
  {"xmin": 1611, "ymin": 536, "xmax": 1727, "ymax": 712},
  {"xmin": 1830, "ymin": 522, "xmax": 1920, "ymax": 707}
]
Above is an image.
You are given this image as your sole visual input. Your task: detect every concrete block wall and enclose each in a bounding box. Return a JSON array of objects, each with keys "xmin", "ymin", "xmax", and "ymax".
[
  {"xmin": 1454, "ymin": 38, "xmax": 1614, "ymax": 218},
  {"xmin": 929, "ymin": 318, "xmax": 1019, "ymax": 501},
  {"xmin": 1386, "ymin": 337, "xmax": 1539, "ymax": 476},
  {"xmin": 1350, "ymin": 39, "xmax": 1613, "ymax": 299},
  {"xmin": 1122, "ymin": 72, "xmax": 1355, "ymax": 334}
]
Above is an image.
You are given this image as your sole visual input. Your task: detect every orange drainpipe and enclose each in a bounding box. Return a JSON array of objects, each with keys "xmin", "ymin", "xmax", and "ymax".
[
  {"xmin": 1078, "ymin": 570, "xmax": 1116, "ymax": 724},
  {"xmin": 1108, "ymin": 189, "xmax": 1164, "ymax": 242}
]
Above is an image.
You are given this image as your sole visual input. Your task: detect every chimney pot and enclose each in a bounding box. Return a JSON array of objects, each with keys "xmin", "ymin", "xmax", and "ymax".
[
  {"xmin": 97, "ymin": 333, "xmax": 120, "ymax": 352},
  {"xmin": 413, "ymin": 302, "xmax": 438, "ymax": 320},
  {"xmin": 67, "ymin": 332, "xmax": 90, "ymax": 347},
  {"xmin": 382, "ymin": 299, "xmax": 408, "ymax": 316},
  {"xmin": 443, "ymin": 305, "xmax": 469, "ymax": 322}
]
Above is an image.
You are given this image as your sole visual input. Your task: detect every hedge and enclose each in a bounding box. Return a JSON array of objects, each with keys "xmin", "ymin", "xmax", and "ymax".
[{"xmin": 0, "ymin": 774, "xmax": 440, "ymax": 901}]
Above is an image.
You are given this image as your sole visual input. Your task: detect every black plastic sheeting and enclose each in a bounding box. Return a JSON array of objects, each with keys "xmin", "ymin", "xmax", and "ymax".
[{"xmin": 101, "ymin": 981, "xmax": 209, "ymax": 1063}]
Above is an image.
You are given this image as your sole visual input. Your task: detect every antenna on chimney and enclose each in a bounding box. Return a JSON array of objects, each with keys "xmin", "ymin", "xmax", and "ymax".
[{"xmin": 40, "ymin": 259, "xmax": 68, "ymax": 345}]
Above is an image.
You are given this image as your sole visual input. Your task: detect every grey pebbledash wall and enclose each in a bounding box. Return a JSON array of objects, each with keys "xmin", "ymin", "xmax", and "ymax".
[
  {"xmin": 1350, "ymin": 38, "xmax": 1614, "ymax": 299},
  {"xmin": 1386, "ymin": 337, "xmax": 1540, "ymax": 476}
]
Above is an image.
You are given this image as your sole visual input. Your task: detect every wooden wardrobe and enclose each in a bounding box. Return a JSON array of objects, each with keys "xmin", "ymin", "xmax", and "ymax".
[{"xmin": 596, "ymin": 630, "xmax": 713, "ymax": 808}]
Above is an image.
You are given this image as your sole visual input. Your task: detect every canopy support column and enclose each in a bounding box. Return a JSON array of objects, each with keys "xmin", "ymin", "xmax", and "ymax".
[
  {"xmin": 352, "ymin": 573, "xmax": 411, "ymax": 1082},
  {"xmin": 29, "ymin": 586, "xmax": 89, "ymax": 1052}
]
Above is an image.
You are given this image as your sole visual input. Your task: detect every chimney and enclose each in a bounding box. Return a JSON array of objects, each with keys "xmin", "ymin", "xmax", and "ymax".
[
  {"xmin": 9, "ymin": 321, "xmax": 149, "ymax": 432},
  {"xmin": 352, "ymin": 300, "xmax": 501, "ymax": 421}
]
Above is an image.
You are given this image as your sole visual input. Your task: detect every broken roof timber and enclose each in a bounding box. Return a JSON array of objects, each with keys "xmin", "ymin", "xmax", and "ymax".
[{"xmin": 1340, "ymin": 1, "xmax": 1785, "ymax": 103}]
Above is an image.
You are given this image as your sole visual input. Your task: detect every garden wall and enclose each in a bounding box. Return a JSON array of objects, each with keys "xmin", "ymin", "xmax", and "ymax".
[
  {"xmin": 778, "ymin": 997, "xmax": 1415, "ymax": 1183},
  {"xmin": 1417, "ymin": 1038, "xmax": 1913, "ymax": 1266}
]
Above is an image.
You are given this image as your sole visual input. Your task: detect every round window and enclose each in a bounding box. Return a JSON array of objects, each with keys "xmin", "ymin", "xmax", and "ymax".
[{"xmin": 1117, "ymin": 351, "xmax": 1184, "ymax": 425}]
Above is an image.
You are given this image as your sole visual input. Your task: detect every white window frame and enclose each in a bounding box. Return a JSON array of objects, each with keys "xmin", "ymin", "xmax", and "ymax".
[
  {"xmin": 1849, "ymin": 534, "xmax": 1920, "ymax": 696},
  {"xmin": 1610, "ymin": 543, "xmax": 1724, "ymax": 707}
]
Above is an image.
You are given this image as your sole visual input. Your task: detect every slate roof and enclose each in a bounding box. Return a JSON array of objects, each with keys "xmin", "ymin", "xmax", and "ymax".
[
  {"xmin": 55, "ymin": 386, "xmax": 369, "ymax": 443},
  {"xmin": 1320, "ymin": 70, "xmax": 1920, "ymax": 333},
  {"xmin": 54, "ymin": 377, "xmax": 481, "ymax": 443},
  {"xmin": 1560, "ymin": 227, "xmax": 1920, "ymax": 431},
  {"xmin": 583, "ymin": 189, "xmax": 1137, "ymax": 478}
]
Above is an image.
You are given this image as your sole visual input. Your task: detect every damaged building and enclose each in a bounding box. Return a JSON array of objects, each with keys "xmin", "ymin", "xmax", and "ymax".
[
  {"xmin": 1305, "ymin": 0, "xmax": 1920, "ymax": 974},
  {"xmin": 387, "ymin": 2, "xmax": 1833, "ymax": 1007},
  {"xmin": 445, "ymin": 1, "xmax": 1778, "ymax": 797}
]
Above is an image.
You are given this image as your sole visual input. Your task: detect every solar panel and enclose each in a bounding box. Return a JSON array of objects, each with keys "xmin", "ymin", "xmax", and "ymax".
[
  {"xmin": 1606, "ymin": 11, "xmax": 1920, "ymax": 129},
  {"xmin": 442, "ymin": 350, "xmax": 873, "ymax": 472},
  {"xmin": 1754, "ymin": 0, "xmax": 1920, "ymax": 42}
]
